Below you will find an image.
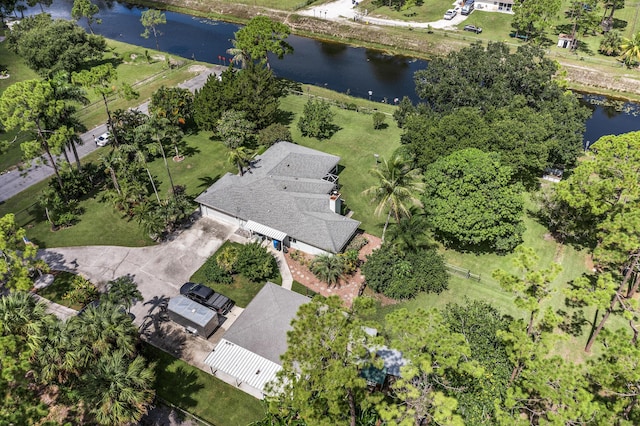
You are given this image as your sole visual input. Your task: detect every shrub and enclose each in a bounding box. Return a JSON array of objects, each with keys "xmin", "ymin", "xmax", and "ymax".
[
  {"xmin": 63, "ymin": 275, "xmax": 99, "ymax": 306},
  {"xmin": 362, "ymin": 245, "xmax": 448, "ymax": 299},
  {"xmin": 216, "ymin": 245, "xmax": 239, "ymax": 273},
  {"xmin": 338, "ymin": 249, "xmax": 360, "ymax": 275},
  {"xmin": 258, "ymin": 123, "xmax": 292, "ymax": 147},
  {"xmin": 372, "ymin": 112, "xmax": 386, "ymax": 129},
  {"xmin": 202, "ymin": 257, "xmax": 233, "ymax": 285},
  {"xmin": 235, "ymin": 242, "xmax": 278, "ymax": 282},
  {"xmin": 346, "ymin": 234, "xmax": 369, "ymax": 252}
]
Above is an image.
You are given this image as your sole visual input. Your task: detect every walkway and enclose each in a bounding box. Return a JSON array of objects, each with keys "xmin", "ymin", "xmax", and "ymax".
[{"xmin": 0, "ymin": 65, "xmax": 222, "ymax": 203}]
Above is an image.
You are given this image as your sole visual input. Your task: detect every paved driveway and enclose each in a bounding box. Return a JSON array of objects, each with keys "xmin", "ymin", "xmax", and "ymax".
[{"xmin": 38, "ymin": 216, "xmax": 237, "ymax": 326}]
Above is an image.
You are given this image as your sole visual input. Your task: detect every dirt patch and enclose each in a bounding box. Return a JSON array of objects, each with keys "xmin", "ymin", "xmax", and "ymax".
[
  {"xmin": 585, "ymin": 254, "xmax": 595, "ymax": 272},
  {"xmin": 284, "ymin": 233, "xmax": 382, "ymax": 307},
  {"xmin": 188, "ymin": 64, "xmax": 209, "ymax": 73}
]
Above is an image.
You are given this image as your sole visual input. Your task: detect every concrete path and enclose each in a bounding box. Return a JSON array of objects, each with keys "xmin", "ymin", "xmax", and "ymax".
[{"xmin": 0, "ymin": 66, "xmax": 222, "ymax": 203}]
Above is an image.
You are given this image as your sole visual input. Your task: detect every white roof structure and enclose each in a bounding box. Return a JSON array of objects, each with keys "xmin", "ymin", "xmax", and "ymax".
[
  {"xmin": 245, "ymin": 220, "xmax": 287, "ymax": 242},
  {"xmin": 204, "ymin": 339, "xmax": 282, "ymax": 394}
]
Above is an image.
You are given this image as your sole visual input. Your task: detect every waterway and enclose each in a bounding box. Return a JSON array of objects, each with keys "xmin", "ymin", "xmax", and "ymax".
[{"xmin": 23, "ymin": 0, "xmax": 640, "ymax": 143}]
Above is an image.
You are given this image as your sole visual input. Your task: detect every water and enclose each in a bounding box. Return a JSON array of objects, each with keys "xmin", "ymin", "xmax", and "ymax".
[{"xmin": 23, "ymin": 0, "xmax": 640, "ymax": 143}]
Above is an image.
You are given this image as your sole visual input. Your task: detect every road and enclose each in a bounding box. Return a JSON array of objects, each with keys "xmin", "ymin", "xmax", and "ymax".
[{"xmin": 0, "ymin": 66, "xmax": 220, "ymax": 203}]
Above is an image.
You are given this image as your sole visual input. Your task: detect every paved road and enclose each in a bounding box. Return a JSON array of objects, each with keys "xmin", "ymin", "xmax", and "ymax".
[{"xmin": 0, "ymin": 66, "xmax": 220, "ymax": 203}]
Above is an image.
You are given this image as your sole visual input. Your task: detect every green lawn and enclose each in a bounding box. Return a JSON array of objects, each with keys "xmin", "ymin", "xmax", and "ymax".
[
  {"xmin": 358, "ymin": 0, "xmax": 451, "ymax": 22},
  {"xmin": 190, "ymin": 241, "xmax": 282, "ymax": 308},
  {"xmin": 143, "ymin": 344, "xmax": 265, "ymax": 425}
]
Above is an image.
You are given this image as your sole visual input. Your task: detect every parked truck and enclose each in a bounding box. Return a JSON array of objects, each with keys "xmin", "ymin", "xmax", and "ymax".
[
  {"xmin": 179, "ymin": 282, "xmax": 235, "ymax": 315},
  {"xmin": 167, "ymin": 295, "xmax": 220, "ymax": 338},
  {"xmin": 461, "ymin": 0, "xmax": 475, "ymax": 15}
]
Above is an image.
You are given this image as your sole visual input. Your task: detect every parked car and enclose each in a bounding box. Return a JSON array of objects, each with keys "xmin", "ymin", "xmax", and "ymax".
[
  {"xmin": 461, "ymin": 0, "xmax": 475, "ymax": 15},
  {"xmin": 95, "ymin": 131, "xmax": 110, "ymax": 147},
  {"xmin": 443, "ymin": 9, "xmax": 457, "ymax": 20},
  {"xmin": 463, "ymin": 25, "xmax": 483, "ymax": 34},
  {"xmin": 179, "ymin": 282, "xmax": 235, "ymax": 315}
]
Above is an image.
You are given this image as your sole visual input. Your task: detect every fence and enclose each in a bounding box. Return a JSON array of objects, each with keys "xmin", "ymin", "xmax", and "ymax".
[{"xmin": 445, "ymin": 263, "xmax": 481, "ymax": 282}]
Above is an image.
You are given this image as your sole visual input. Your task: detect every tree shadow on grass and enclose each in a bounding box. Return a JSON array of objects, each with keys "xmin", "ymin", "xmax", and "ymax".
[
  {"xmin": 557, "ymin": 308, "xmax": 589, "ymax": 337},
  {"xmin": 147, "ymin": 352, "xmax": 205, "ymax": 410},
  {"xmin": 198, "ymin": 174, "xmax": 220, "ymax": 189},
  {"xmin": 275, "ymin": 109, "xmax": 295, "ymax": 126},
  {"xmin": 612, "ymin": 18, "xmax": 628, "ymax": 30}
]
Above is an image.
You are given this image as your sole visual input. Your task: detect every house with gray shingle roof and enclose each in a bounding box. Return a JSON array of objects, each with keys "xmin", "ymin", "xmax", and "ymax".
[{"xmin": 195, "ymin": 142, "xmax": 361, "ymax": 255}]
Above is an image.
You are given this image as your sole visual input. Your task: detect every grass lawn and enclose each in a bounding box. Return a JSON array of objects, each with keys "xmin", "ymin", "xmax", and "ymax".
[
  {"xmin": 36, "ymin": 271, "xmax": 85, "ymax": 310},
  {"xmin": 143, "ymin": 343, "xmax": 265, "ymax": 425},
  {"xmin": 358, "ymin": 0, "xmax": 452, "ymax": 22},
  {"xmin": 281, "ymin": 91, "xmax": 402, "ymax": 235},
  {"xmin": 190, "ymin": 241, "xmax": 282, "ymax": 308},
  {"xmin": 292, "ymin": 279, "xmax": 318, "ymax": 297}
]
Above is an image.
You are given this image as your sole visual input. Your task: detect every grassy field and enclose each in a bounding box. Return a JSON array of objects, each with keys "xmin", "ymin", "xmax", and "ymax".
[
  {"xmin": 358, "ymin": 0, "xmax": 451, "ymax": 22},
  {"xmin": 143, "ymin": 344, "xmax": 265, "ymax": 425}
]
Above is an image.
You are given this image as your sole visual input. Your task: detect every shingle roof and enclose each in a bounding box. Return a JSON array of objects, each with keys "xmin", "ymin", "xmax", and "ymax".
[
  {"xmin": 195, "ymin": 141, "xmax": 361, "ymax": 253},
  {"xmin": 222, "ymin": 282, "xmax": 310, "ymax": 364}
]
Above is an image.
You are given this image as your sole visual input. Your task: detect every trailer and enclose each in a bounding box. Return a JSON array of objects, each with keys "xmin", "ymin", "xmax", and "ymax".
[{"xmin": 167, "ymin": 295, "xmax": 220, "ymax": 338}]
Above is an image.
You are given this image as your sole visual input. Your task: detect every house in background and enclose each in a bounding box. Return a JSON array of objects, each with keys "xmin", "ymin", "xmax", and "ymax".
[
  {"xmin": 474, "ymin": 0, "xmax": 514, "ymax": 12},
  {"xmin": 203, "ymin": 282, "xmax": 310, "ymax": 398},
  {"xmin": 195, "ymin": 141, "xmax": 361, "ymax": 255}
]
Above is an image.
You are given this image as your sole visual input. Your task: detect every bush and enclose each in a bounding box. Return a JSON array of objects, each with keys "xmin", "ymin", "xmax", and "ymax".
[
  {"xmin": 235, "ymin": 242, "xmax": 278, "ymax": 282},
  {"xmin": 338, "ymin": 249, "xmax": 360, "ymax": 275},
  {"xmin": 202, "ymin": 257, "xmax": 233, "ymax": 285},
  {"xmin": 362, "ymin": 245, "xmax": 448, "ymax": 299},
  {"xmin": 346, "ymin": 234, "xmax": 369, "ymax": 252},
  {"xmin": 257, "ymin": 123, "xmax": 292, "ymax": 147},
  {"xmin": 372, "ymin": 112, "xmax": 386, "ymax": 130},
  {"xmin": 297, "ymin": 98, "xmax": 336, "ymax": 140},
  {"xmin": 216, "ymin": 245, "xmax": 239, "ymax": 273}
]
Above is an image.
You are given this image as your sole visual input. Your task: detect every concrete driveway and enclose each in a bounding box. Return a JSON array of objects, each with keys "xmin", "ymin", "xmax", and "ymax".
[{"xmin": 38, "ymin": 216, "xmax": 237, "ymax": 326}]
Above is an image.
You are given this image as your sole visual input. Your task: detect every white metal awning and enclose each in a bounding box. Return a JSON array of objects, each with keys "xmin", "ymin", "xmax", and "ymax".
[
  {"xmin": 204, "ymin": 339, "xmax": 281, "ymax": 393},
  {"xmin": 244, "ymin": 220, "xmax": 287, "ymax": 241}
]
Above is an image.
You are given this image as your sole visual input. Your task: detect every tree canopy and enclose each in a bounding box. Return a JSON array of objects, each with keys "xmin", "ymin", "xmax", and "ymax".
[
  {"xmin": 402, "ymin": 43, "xmax": 588, "ymax": 174},
  {"xmin": 7, "ymin": 13, "xmax": 106, "ymax": 77},
  {"xmin": 229, "ymin": 16, "xmax": 293, "ymax": 65},
  {"xmin": 423, "ymin": 148, "xmax": 525, "ymax": 252}
]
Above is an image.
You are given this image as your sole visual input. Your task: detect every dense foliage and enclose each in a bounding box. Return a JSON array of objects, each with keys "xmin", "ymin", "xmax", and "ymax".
[
  {"xmin": 7, "ymin": 13, "xmax": 106, "ymax": 77},
  {"xmin": 362, "ymin": 244, "xmax": 448, "ymax": 298},
  {"xmin": 297, "ymin": 98, "xmax": 336, "ymax": 139},
  {"xmin": 400, "ymin": 43, "xmax": 589, "ymax": 183},
  {"xmin": 422, "ymin": 148, "xmax": 525, "ymax": 252},
  {"xmin": 193, "ymin": 62, "xmax": 284, "ymax": 131},
  {"xmin": 0, "ymin": 286, "xmax": 154, "ymax": 425}
]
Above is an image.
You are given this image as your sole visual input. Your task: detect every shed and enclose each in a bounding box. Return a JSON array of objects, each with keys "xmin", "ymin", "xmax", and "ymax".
[{"xmin": 167, "ymin": 295, "xmax": 219, "ymax": 338}]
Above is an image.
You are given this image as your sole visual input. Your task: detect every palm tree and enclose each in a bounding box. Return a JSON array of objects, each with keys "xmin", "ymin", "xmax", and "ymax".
[
  {"xmin": 226, "ymin": 38, "xmax": 250, "ymax": 68},
  {"xmin": 228, "ymin": 146, "xmax": 254, "ymax": 176},
  {"xmin": 67, "ymin": 302, "xmax": 138, "ymax": 362},
  {"xmin": 106, "ymin": 275, "xmax": 143, "ymax": 313},
  {"xmin": 0, "ymin": 291, "xmax": 52, "ymax": 352},
  {"xmin": 621, "ymin": 32, "xmax": 640, "ymax": 67},
  {"xmin": 81, "ymin": 350, "xmax": 155, "ymax": 425},
  {"xmin": 362, "ymin": 151, "xmax": 424, "ymax": 242},
  {"xmin": 310, "ymin": 254, "xmax": 344, "ymax": 287},
  {"xmin": 386, "ymin": 208, "xmax": 433, "ymax": 254}
]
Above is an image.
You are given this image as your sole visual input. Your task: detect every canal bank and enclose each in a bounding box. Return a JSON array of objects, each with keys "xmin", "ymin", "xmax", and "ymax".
[{"xmin": 129, "ymin": 0, "xmax": 640, "ymax": 102}]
